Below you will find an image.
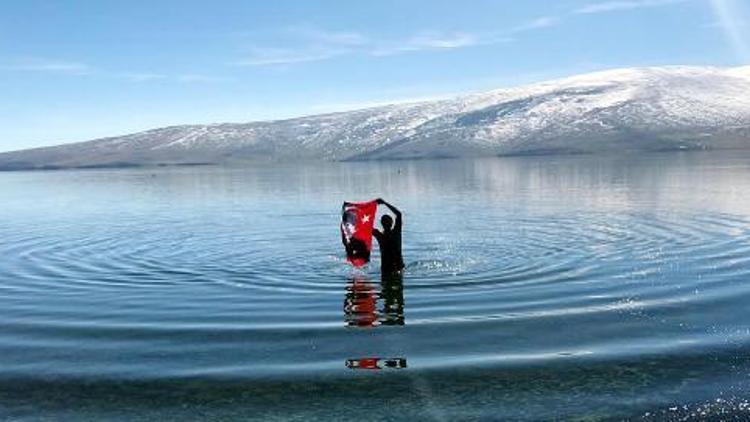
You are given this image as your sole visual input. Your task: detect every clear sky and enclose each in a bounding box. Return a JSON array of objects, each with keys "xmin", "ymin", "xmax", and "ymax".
[{"xmin": 1, "ymin": 0, "xmax": 749, "ymax": 152}]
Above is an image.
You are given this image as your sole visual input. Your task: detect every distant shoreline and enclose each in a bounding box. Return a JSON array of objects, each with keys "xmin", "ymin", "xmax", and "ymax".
[{"xmin": 0, "ymin": 146, "xmax": 743, "ymax": 173}]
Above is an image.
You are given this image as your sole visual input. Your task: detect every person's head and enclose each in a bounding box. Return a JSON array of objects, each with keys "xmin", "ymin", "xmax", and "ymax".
[{"xmin": 381, "ymin": 215, "xmax": 393, "ymax": 231}]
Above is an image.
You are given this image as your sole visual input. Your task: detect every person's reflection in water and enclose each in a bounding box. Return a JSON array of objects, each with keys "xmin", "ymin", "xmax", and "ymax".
[
  {"xmin": 380, "ymin": 272, "xmax": 404, "ymax": 326},
  {"xmin": 344, "ymin": 273, "xmax": 404, "ymax": 327}
]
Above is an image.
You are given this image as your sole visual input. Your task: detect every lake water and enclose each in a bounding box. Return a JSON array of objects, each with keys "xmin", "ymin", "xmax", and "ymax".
[{"xmin": 2, "ymin": 151, "xmax": 750, "ymax": 420}]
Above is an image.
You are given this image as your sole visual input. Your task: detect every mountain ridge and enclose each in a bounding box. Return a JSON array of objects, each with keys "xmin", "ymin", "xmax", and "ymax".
[{"xmin": 2, "ymin": 65, "xmax": 750, "ymax": 170}]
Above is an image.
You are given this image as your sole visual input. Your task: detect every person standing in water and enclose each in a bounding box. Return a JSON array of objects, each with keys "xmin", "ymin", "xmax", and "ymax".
[{"xmin": 373, "ymin": 198, "xmax": 404, "ymax": 275}]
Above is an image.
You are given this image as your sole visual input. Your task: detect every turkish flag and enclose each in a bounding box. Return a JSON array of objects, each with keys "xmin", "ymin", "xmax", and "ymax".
[{"xmin": 341, "ymin": 200, "xmax": 378, "ymax": 267}]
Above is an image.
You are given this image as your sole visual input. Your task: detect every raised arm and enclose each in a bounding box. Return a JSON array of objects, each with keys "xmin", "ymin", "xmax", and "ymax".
[{"xmin": 377, "ymin": 198, "xmax": 402, "ymax": 229}]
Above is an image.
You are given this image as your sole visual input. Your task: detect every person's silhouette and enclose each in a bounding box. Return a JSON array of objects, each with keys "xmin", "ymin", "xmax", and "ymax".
[{"xmin": 373, "ymin": 198, "xmax": 404, "ymax": 275}]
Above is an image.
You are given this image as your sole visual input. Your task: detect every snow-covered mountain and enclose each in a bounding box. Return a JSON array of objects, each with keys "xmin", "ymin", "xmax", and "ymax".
[{"xmin": 2, "ymin": 65, "xmax": 750, "ymax": 170}]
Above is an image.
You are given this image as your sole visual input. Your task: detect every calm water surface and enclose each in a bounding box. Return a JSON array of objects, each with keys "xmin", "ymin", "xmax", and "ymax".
[{"xmin": 2, "ymin": 151, "xmax": 750, "ymax": 420}]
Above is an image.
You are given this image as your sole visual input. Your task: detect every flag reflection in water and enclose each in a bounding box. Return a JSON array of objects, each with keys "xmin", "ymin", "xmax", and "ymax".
[
  {"xmin": 345, "ymin": 357, "xmax": 407, "ymax": 370},
  {"xmin": 344, "ymin": 274, "xmax": 407, "ymax": 370},
  {"xmin": 344, "ymin": 274, "xmax": 404, "ymax": 327}
]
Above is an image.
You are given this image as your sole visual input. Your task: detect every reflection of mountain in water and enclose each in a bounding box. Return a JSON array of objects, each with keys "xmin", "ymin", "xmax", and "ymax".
[{"xmin": 344, "ymin": 275, "xmax": 404, "ymax": 327}]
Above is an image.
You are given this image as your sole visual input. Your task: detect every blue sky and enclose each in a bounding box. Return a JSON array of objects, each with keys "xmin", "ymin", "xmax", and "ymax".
[{"xmin": 1, "ymin": 0, "xmax": 749, "ymax": 152}]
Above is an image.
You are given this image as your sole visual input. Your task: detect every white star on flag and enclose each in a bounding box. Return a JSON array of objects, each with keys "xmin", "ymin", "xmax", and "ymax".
[{"xmin": 361, "ymin": 214, "xmax": 370, "ymax": 223}]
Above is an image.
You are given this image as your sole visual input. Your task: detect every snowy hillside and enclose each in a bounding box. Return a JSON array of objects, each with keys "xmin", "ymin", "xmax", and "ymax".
[{"xmin": 2, "ymin": 65, "xmax": 750, "ymax": 170}]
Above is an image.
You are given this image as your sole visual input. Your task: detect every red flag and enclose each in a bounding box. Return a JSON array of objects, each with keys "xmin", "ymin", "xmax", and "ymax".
[{"xmin": 341, "ymin": 200, "xmax": 378, "ymax": 267}]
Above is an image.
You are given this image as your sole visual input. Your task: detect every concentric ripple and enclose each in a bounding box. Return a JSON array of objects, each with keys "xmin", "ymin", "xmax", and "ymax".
[{"xmin": 3, "ymin": 153, "xmax": 750, "ymax": 420}]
